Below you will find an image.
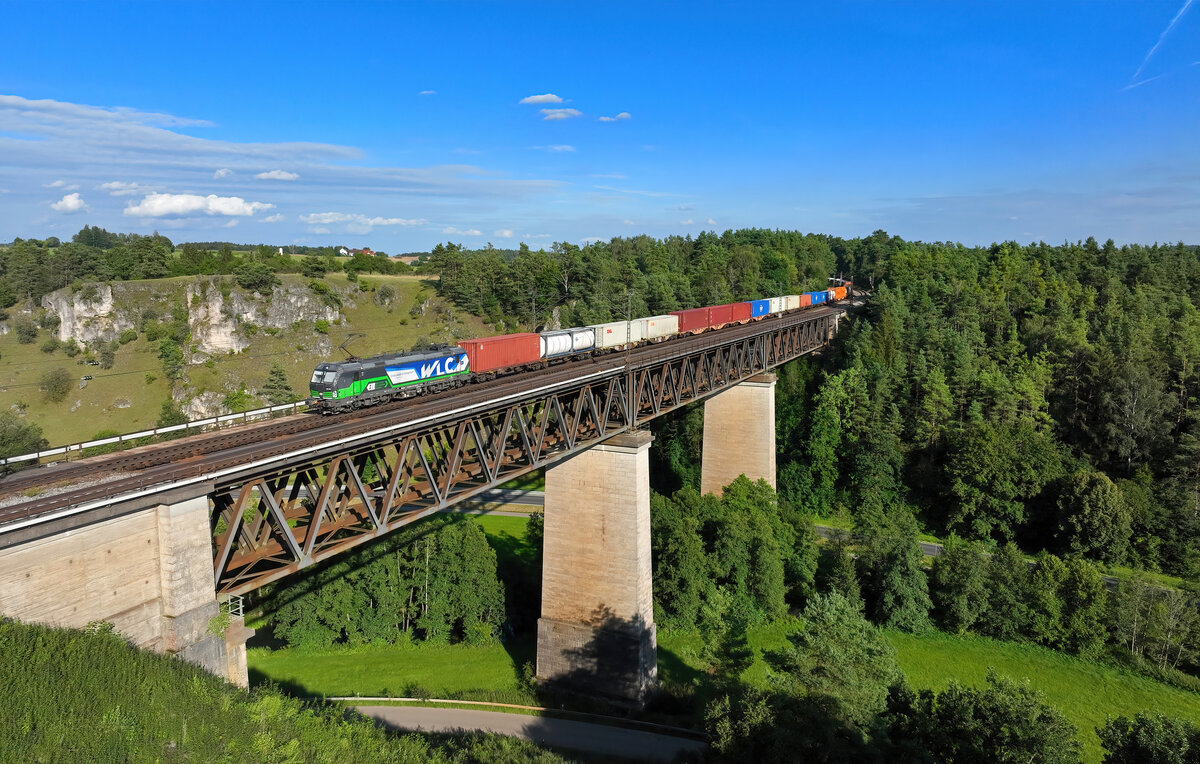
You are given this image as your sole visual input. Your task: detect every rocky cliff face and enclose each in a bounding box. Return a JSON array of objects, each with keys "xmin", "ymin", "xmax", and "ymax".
[
  {"xmin": 41, "ymin": 278, "xmax": 349, "ymax": 353},
  {"xmin": 185, "ymin": 279, "xmax": 345, "ymax": 355},
  {"xmin": 41, "ymin": 284, "xmax": 135, "ymax": 344}
]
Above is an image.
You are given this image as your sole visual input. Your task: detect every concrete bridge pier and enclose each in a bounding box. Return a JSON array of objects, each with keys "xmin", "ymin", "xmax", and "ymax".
[
  {"xmin": 0, "ymin": 489, "xmax": 252, "ymax": 687},
  {"xmin": 700, "ymin": 372, "xmax": 777, "ymax": 496},
  {"xmin": 537, "ymin": 430, "xmax": 657, "ymax": 703}
]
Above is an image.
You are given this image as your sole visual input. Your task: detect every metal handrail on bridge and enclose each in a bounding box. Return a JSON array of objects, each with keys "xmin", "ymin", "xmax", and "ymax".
[{"xmin": 0, "ymin": 400, "xmax": 310, "ymax": 468}]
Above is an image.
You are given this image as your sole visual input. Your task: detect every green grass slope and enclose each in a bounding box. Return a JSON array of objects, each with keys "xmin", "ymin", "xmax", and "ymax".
[
  {"xmin": 890, "ymin": 629, "xmax": 1200, "ymax": 763},
  {"xmin": 0, "ymin": 273, "xmax": 494, "ymax": 447},
  {"xmin": 0, "ymin": 618, "xmax": 565, "ymax": 763}
]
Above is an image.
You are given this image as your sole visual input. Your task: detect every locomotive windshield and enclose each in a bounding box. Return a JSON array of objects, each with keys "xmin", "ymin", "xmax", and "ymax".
[{"xmin": 311, "ymin": 370, "xmax": 337, "ymax": 385}]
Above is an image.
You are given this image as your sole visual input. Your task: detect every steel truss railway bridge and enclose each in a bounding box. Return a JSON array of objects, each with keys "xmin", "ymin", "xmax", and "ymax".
[{"xmin": 0, "ymin": 300, "xmax": 854, "ymax": 700}]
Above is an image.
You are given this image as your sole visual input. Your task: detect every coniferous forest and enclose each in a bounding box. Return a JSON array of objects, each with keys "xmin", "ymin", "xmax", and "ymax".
[{"xmin": 5, "ymin": 226, "xmax": 1200, "ymax": 761}]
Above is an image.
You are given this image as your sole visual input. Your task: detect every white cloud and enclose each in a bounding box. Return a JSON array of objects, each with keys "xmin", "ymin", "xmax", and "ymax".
[
  {"xmin": 124, "ymin": 193, "xmax": 274, "ymax": 217},
  {"xmin": 707, "ymin": 218, "xmax": 718, "ymax": 226},
  {"xmin": 494, "ymin": 229, "xmax": 514, "ymax": 238},
  {"xmin": 533, "ymin": 145, "xmax": 576, "ymax": 152},
  {"xmin": 540, "ymin": 108, "xmax": 582, "ymax": 121},
  {"xmin": 524, "ymin": 233, "xmax": 552, "ymax": 239},
  {"xmin": 98, "ymin": 181, "xmax": 146, "ymax": 196},
  {"xmin": 0, "ymin": 94, "xmax": 566, "ymax": 240},
  {"xmin": 680, "ymin": 219, "xmax": 694, "ymax": 225},
  {"xmin": 598, "ymin": 112, "xmax": 632, "ymax": 122},
  {"xmin": 520, "ymin": 93, "xmax": 563, "ymax": 104},
  {"xmin": 262, "ymin": 213, "xmax": 285, "ymax": 223},
  {"xmin": 44, "ymin": 179, "xmax": 78, "ymax": 190},
  {"xmin": 51, "ymin": 192, "xmax": 87, "ymax": 212},
  {"xmin": 300, "ymin": 212, "xmax": 426, "ymax": 227},
  {"xmin": 311, "ymin": 226, "xmax": 331, "ymax": 234},
  {"xmin": 255, "ymin": 169, "xmax": 299, "ymax": 180},
  {"xmin": 419, "ymin": 90, "xmax": 437, "ymax": 96},
  {"xmin": 596, "ymin": 185, "xmax": 675, "ymax": 198},
  {"xmin": 623, "ymin": 219, "xmax": 636, "ymax": 225},
  {"xmin": 443, "ymin": 226, "xmax": 482, "ymax": 236}
]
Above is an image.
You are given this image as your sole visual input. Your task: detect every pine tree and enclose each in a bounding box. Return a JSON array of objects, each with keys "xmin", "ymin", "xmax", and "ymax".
[{"xmin": 261, "ymin": 364, "xmax": 298, "ymax": 405}]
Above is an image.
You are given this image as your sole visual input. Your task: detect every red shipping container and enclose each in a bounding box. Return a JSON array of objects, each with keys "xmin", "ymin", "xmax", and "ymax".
[
  {"xmin": 729, "ymin": 302, "xmax": 752, "ymax": 322},
  {"xmin": 458, "ymin": 333, "xmax": 541, "ymax": 373},
  {"xmin": 800, "ymin": 293, "xmax": 813, "ymax": 307},
  {"xmin": 709, "ymin": 303, "xmax": 735, "ymax": 327},
  {"xmin": 670, "ymin": 307, "xmax": 712, "ymax": 334}
]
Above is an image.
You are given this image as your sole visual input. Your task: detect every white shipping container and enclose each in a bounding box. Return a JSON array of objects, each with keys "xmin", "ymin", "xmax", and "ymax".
[
  {"xmin": 590, "ymin": 320, "xmax": 645, "ymax": 349},
  {"xmin": 638, "ymin": 314, "xmax": 679, "ymax": 340},
  {"xmin": 570, "ymin": 328, "xmax": 595, "ymax": 351},
  {"xmin": 768, "ymin": 297, "xmax": 785, "ymax": 314},
  {"xmin": 783, "ymin": 295, "xmax": 801, "ymax": 311},
  {"xmin": 540, "ymin": 332, "xmax": 574, "ymax": 358}
]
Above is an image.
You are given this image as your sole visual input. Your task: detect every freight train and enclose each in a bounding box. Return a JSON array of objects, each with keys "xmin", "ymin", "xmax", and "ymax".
[{"xmin": 308, "ymin": 282, "xmax": 852, "ymax": 412}]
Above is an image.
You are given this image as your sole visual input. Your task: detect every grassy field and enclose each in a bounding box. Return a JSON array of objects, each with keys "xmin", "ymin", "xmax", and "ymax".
[
  {"xmin": 890, "ymin": 629, "xmax": 1200, "ymax": 763},
  {"xmin": 0, "ymin": 273, "xmax": 494, "ymax": 447},
  {"xmin": 248, "ymin": 513, "xmax": 537, "ymax": 704},
  {"xmin": 246, "ymin": 511, "xmax": 1200, "ymax": 761},
  {"xmin": 248, "ymin": 640, "xmax": 536, "ymax": 704}
]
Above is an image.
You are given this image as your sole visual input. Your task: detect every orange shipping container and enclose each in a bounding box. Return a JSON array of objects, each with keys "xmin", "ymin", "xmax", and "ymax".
[{"xmin": 458, "ymin": 333, "xmax": 541, "ymax": 373}]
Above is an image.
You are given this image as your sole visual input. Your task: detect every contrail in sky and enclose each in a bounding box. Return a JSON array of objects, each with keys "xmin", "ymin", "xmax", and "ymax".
[{"xmin": 1130, "ymin": 0, "xmax": 1195, "ymax": 82}]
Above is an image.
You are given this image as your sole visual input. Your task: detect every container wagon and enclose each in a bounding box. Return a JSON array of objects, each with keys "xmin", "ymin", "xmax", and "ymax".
[
  {"xmin": 768, "ymin": 297, "xmax": 785, "ymax": 314},
  {"xmin": 591, "ymin": 320, "xmax": 646, "ymax": 350},
  {"xmin": 637, "ymin": 314, "xmax": 679, "ymax": 341},
  {"xmin": 540, "ymin": 328, "xmax": 595, "ymax": 358},
  {"xmin": 749, "ymin": 299, "xmax": 771, "ymax": 318},
  {"xmin": 809, "ymin": 291, "xmax": 827, "ymax": 305},
  {"xmin": 458, "ymin": 333, "xmax": 541, "ymax": 375},
  {"xmin": 671, "ymin": 307, "xmax": 712, "ymax": 334}
]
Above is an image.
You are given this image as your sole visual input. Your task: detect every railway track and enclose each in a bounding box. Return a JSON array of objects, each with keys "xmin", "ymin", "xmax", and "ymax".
[{"xmin": 0, "ymin": 302, "xmax": 850, "ymax": 530}]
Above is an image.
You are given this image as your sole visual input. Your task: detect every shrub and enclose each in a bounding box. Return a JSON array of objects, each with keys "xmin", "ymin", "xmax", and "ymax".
[
  {"xmin": 118, "ymin": 328, "xmax": 138, "ymax": 345},
  {"xmin": 308, "ymin": 280, "xmax": 342, "ymax": 309},
  {"xmin": 40, "ymin": 367, "xmax": 73, "ymax": 403},
  {"xmin": 37, "ymin": 313, "xmax": 60, "ymax": 331},
  {"xmin": 376, "ymin": 284, "xmax": 397, "ymax": 306},
  {"xmin": 233, "ymin": 259, "xmax": 279, "ymax": 293},
  {"xmin": 222, "ymin": 386, "xmax": 255, "ymax": 413},
  {"xmin": 40, "ymin": 338, "xmax": 60, "ymax": 354},
  {"xmin": 99, "ymin": 346, "xmax": 116, "ymax": 369},
  {"xmin": 314, "ymin": 319, "xmax": 330, "ymax": 335},
  {"xmin": 14, "ymin": 317, "xmax": 37, "ymax": 344}
]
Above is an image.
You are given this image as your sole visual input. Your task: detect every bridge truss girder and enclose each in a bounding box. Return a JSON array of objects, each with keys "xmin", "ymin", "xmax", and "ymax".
[{"xmin": 212, "ymin": 311, "xmax": 836, "ymax": 594}]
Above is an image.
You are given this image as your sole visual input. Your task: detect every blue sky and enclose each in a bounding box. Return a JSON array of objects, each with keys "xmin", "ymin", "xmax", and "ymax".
[{"xmin": 1, "ymin": 1, "xmax": 1197, "ymax": 250}]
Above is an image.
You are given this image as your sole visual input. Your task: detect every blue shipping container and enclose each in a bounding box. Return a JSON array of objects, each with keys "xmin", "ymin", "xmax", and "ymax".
[
  {"xmin": 809, "ymin": 291, "xmax": 827, "ymax": 305},
  {"xmin": 749, "ymin": 299, "xmax": 771, "ymax": 317},
  {"xmin": 385, "ymin": 351, "xmax": 469, "ymax": 387}
]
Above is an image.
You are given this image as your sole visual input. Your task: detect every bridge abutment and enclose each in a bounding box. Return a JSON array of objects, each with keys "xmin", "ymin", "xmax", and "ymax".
[
  {"xmin": 537, "ymin": 430, "xmax": 657, "ymax": 703},
  {"xmin": 0, "ymin": 490, "xmax": 251, "ymax": 687},
  {"xmin": 700, "ymin": 372, "xmax": 777, "ymax": 496}
]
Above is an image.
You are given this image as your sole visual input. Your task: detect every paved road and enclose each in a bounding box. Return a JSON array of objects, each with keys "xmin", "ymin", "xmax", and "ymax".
[
  {"xmin": 459, "ymin": 488, "xmax": 950, "ymax": 556},
  {"xmin": 356, "ymin": 705, "xmax": 707, "ymax": 762}
]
